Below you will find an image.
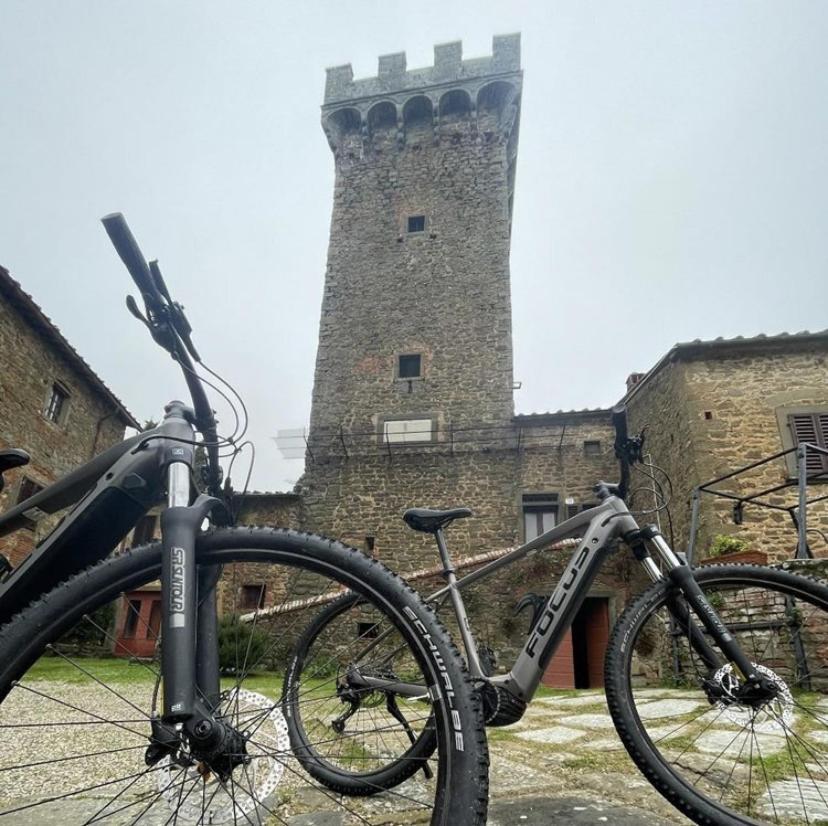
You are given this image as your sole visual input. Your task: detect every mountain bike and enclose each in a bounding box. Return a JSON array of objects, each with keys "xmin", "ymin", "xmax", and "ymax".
[
  {"xmin": 0, "ymin": 214, "xmax": 489, "ymax": 825},
  {"xmin": 283, "ymin": 407, "xmax": 828, "ymax": 825}
]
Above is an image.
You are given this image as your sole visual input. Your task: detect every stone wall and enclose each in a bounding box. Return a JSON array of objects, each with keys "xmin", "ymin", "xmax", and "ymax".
[
  {"xmin": 0, "ymin": 281, "xmax": 130, "ymax": 566},
  {"xmin": 628, "ymin": 339, "xmax": 828, "ymax": 562}
]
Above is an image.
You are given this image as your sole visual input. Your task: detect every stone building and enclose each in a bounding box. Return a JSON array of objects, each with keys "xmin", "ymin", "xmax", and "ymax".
[
  {"xmin": 0, "ymin": 266, "xmax": 138, "ymax": 567},
  {"xmin": 625, "ymin": 331, "xmax": 828, "ymax": 563}
]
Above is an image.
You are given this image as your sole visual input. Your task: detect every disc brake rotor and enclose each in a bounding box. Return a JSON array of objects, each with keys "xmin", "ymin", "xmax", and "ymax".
[
  {"xmin": 711, "ymin": 662, "xmax": 794, "ymax": 730},
  {"xmin": 158, "ymin": 688, "xmax": 289, "ymax": 824}
]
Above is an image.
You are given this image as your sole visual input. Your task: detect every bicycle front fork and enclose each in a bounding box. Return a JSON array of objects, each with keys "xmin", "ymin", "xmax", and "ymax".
[
  {"xmin": 160, "ymin": 461, "xmax": 222, "ymax": 721},
  {"xmin": 632, "ymin": 525, "xmax": 769, "ymax": 689}
]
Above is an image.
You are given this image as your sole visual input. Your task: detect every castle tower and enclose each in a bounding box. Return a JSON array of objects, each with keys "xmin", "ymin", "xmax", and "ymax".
[{"xmin": 308, "ymin": 35, "xmax": 522, "ymax": 454}]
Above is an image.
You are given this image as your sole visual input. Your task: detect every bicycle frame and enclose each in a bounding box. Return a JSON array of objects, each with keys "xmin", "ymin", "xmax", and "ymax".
[{"xmin": 353, "ymin": 492, "xmax": 761, "ymax": 707}]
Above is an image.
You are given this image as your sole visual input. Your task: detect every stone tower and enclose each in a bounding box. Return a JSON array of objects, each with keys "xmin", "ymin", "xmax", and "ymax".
[{"xmin": 308, "ymin": 35, "xmax": 522, "ymax": 454}]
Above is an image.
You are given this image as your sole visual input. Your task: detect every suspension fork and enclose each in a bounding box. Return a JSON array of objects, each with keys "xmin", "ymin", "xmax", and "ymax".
[
  {"xmin": 634, "ymin": 526, "xmax": 762, "ymax": 682},
  {"xmin": 160, "ymin": 460, "xmax": 222, "ymax": 721}
]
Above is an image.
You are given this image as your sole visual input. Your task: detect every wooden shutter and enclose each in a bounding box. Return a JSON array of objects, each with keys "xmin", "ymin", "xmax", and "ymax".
[{"xmin": 789, "ymin": 413, "xmax": 828, "ymax": 475}]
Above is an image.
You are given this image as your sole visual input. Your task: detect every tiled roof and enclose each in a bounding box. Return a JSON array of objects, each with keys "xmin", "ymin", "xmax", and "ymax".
[
  {"xmin": 0, "ymin": 265, "xmax": 139, "ymax": 428},
  {"xmin": 514, "ymin": 407, "xmax": 611, "ymax": 423},
  {"xmin": 624, "ymin": 329, "xmax": 828, "ymax": 403}
]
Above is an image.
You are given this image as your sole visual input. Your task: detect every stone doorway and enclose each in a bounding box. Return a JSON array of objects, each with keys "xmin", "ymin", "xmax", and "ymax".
[{"xmin": 541, "ymin": 597, "xmax": 610, "ymax": 690}]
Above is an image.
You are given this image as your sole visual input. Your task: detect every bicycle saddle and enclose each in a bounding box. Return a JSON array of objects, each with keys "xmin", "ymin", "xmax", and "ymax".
[
  {"xmin": 0, "ymin": 449, "xmax": 30, "ymax": 495},
  {"xmin": 402, "ymin": 507, "xmax": 472, "ymax": 534}
]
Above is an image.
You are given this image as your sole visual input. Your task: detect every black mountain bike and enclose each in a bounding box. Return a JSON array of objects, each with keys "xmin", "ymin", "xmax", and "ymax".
[
  {"xmin": 0, "ymin": 215, "xmax": 489, "ymax": 825},
  {"xmin": 282, "ymin": 409, "xmax": 828, "ymax": 826}
]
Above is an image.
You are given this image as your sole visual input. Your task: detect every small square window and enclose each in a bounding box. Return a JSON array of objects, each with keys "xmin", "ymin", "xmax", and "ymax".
[
  {"xmin": 407, "ymin": 215, "xmax": 425, "ymax": 233},
  {"xmin": 240, "ymin": 584, "xmax": 266, "ymax": 611},
  {"xmin": 398, "ymin": 354, "xmax": 421, "ymax": 379},
  {"xmin": 44, "ymin": 383, "xmax": 69, "ymax": 424},
  {"xmin": 357, "ymin": 621, "xmax": 380, "ymax": 639},
  {"xmin": 584, "ymin": 440, "xmax": 601, "ymax": 456}
]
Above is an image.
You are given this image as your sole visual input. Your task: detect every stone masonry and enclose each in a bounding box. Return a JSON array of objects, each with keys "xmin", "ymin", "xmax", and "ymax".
[{"xmin": 0, "ymin": 267, "xmax": 137, "ymax": 566}]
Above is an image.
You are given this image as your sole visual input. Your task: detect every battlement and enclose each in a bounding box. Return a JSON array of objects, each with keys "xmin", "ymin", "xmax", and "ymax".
[{"xmin": 324, "ymin": 34, "xmax": 521, "ymax": 105}]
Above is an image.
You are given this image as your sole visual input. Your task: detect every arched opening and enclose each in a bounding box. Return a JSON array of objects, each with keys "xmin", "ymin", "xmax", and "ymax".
[
  {"xmin": 325, "ymin": 107, "xmax": 363, "ymax": 155},
  {"xmin": 402, "ymin": 95, "xmax": 433, "ymax": 145},
  {"xmin": 438, "ymin": 89, "xmax": 473, "ymax": 143},
  {"xmin": 476, "ymin": 81, "xmax": 516, "ymax": 134},
  {"xmin": 439, "ymin": 89, "xmax": 472, "ymax": 119},
  {"xmin": 367, "ymin": 101, "xmax": 397, "ymax": 145}
]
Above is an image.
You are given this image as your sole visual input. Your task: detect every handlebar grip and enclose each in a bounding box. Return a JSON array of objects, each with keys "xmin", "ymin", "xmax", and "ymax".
[
  {"xmin": 611, "ymin": 403, "xmax": 629, "ymax": 447},
  {"xmin": 101, "ymin": 213, "xmax": 162, "ymax": 308}
]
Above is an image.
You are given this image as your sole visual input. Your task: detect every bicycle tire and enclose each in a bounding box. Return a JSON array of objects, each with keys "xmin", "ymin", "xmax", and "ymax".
[
  {"xmin": 0, "ymin": 527, "xmax": 489, "ymax": 826},
  {"xmin": 605, "ymin": 563, "xmax": 828, "ymax": 826},
  {"xmin": 283, "ymin": 590, "xmax": 439, "ymax": 795}
]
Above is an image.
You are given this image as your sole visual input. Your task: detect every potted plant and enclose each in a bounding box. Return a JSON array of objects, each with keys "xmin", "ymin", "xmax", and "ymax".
[{"xmin": 700, "ymin": 534, "xmax": 768, "ymax": 566}]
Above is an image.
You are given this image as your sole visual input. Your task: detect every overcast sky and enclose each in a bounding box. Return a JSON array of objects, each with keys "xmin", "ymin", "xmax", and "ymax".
[{"xmin": 2, "ymin": 1, "xmax": 826, "ymax": 491}]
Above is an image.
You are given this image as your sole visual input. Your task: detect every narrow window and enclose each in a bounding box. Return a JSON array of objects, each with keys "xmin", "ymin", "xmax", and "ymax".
[
  {"xmin": 365, "ymin": 536, "xmax": 376, "ymax": 554},
  {"xmin": 789, "ymin": 413, "xmax": 828, "ymax": 475},
  {"xmin": 240, "ymin": 584, "xmax": 266, "ymax": 611},
  {"xmin": 407, "ymin": 215, "xmax": 425, "ymax": 233},
  {"xmin": 44, "ymin": 383, "xmax": 69, "ymax": 423},
  {"xmin": 583, "ymin": 440, "xmax": 601, "ymax": 456},
  {"xmin": 398, "ymin": 354, "xmax": 421, "ymax": 379},
  {"xmin": 148, "ymin": 599, "xmax": 162, "ymax": 639},
  {"xmin": 123, "ymin": 599, "xmax": 142, "ymax": 638},
  {"xmin": 383, "ymin": 418, "xmax": 432, "ymax": 443},
  {"xmin": 132, "ymin": 515, "xmax": 157, "ymax": 546},
  {"xmin": 522, "ymin": 493, "xmax": 559, "ymax": 541}
]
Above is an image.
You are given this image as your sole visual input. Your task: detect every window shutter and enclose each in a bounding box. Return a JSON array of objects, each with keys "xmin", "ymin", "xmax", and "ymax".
[{"xmin": 789, "ymin": 413, "xmax": 828, "ymax": 474}]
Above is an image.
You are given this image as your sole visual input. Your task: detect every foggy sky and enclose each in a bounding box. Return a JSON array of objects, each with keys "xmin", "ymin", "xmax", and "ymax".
[{"xmin": 1, "ymin": 1, "xmax": 826, "ymax": 491}]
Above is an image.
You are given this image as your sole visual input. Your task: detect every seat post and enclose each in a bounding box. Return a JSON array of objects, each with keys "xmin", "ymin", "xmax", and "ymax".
[{"xmin": 433, "ymin": 528, "xmax": 485, "ymax": 678}]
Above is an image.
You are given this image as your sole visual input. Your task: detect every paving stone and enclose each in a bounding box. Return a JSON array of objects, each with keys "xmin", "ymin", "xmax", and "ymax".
[
  {"xmin": 807, "ymin": 730, "xmax": 828, "ymax": 745},
  {"xmin": 637, "ymin": 699, "xmax": 706, "ymax": 720},
  {"xmin": 759, "ymin": 779, "xmax": 828, "ymax": 820},
  {"xmin": 289, "ymin": 814, "xmax": 344, "ymax": 826},
  {"xmin": 516, "ymin": 726, "xmax": 587, "ymax": 745},
  {"xmin": 583, "ymin": 738, "xmax": 627, "ymax": 751},
  {"xmin": 557, "ymin": 713, "xmax": 616, "ymax": 729},
  {"xmin": 488, "ymin": 795, "xmax": 680, "ymax": 825},
  {"xmin": 693, "ymin": 728, "xmax": 785, "ymax": 757},
  {"xmin": 535, "ymin": 694, "xmax": 608, "ymax": 709}
]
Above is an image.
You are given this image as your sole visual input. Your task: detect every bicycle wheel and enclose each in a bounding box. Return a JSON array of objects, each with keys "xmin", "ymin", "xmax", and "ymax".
[
  {"xmin": 605, "ymin": 563, "xmax": 828, "ymax": 825},
  {"xmin": 283, "ymin": 591, "xmax": 439, "ymax": 795},
  {"xmin": 0, "ymin": 527, "xmax": 488, "ymax": 825}
]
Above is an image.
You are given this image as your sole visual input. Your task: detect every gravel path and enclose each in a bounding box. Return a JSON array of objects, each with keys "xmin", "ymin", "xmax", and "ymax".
[{"xmin": 1, "ymin": 678, "xmax": 825, "ymax": 824}]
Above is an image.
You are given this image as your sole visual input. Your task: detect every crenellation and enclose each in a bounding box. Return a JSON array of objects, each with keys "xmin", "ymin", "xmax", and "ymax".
[{"xmin": 322, "ymin": 34, "xmax": 522, "ymax": 107}]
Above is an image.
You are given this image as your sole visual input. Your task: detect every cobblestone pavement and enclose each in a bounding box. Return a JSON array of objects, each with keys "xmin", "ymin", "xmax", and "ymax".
[{"xmin": 2, "ymin": 680, "xmax": 826, "ymax": 824}]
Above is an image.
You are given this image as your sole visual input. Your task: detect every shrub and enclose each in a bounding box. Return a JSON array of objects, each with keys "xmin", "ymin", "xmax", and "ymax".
[
  {"xmin": 708, "ymin": 534, "xmax": 748, "ymax": 558},
  {"xmin": 218, "ymin": 614, "xmax": 270, "ymax": 675}
]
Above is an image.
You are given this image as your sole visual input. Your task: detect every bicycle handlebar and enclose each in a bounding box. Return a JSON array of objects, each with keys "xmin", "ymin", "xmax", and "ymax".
[
  {"xmin": 101, "ymin": 213, "xmax": 165, "ymax": 317},
  {"xmin": 101, "ymin": 213, "xmax": 222, "ymax": 497},
  {"xmin": 612, "ymin": 403, "xmax": 632, "ymax": 500}
]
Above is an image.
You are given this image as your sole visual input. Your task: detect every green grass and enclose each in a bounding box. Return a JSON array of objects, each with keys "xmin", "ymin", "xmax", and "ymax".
[{"xmin": 25, "ymin": 656, "xmax": 157, "ymax": 684}]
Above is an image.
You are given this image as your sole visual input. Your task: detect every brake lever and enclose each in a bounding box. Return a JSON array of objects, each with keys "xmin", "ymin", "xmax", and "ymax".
[
  {"xmin": 148, "ymin": 260, "xmax": 201, "ymax": 362},
  {"xmin": 126, "ymin": 295, "xmax": 152, "ymax": 329}
]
